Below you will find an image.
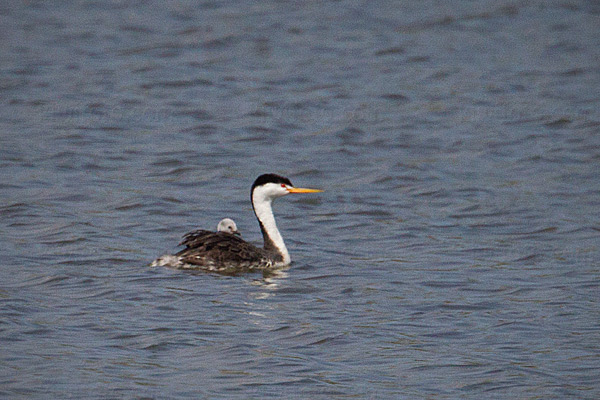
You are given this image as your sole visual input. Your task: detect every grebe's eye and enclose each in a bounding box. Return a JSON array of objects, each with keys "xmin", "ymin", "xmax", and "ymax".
[{"xmin": 281, "ymin": 184, "xmax": 286, "ymax": 188}]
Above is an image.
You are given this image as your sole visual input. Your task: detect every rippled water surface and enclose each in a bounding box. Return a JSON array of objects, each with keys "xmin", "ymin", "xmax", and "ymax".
[{"xmin": 1, "ymin": 1, "xmax": 599, "ymax": 398}]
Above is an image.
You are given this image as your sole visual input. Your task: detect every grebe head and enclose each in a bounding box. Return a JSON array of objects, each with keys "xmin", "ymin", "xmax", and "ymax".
[
  {"xmin": 217, "ymin": 218, "xmax": 239, "ymax": 236},
  {"xmin": 251, "ymin": 173, "xmax": 322, "ymax": 204}
]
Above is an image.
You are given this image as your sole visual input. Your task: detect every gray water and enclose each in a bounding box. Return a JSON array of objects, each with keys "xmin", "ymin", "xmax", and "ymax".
[{"xmin": 1, "ymin": 1, "xmax": 599, "ymax": 398}]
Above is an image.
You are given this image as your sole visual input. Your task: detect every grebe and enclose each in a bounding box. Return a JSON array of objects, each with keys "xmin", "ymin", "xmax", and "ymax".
[
  {"xmin": 175, "ymin": 218, "xmax": 241, "ymax": 252},
  {"xmin": 151, "ymin": 174, "xmax": 322, "ymax": 273},
  {"xmin": 216, "ymin": 218, "xmax": 240, "ymax": 236}
]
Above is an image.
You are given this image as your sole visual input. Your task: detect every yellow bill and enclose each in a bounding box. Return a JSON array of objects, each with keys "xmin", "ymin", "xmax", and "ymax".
[{"xmin": 287, "ymin": 187, "xmax": 323, "ymax": 193}]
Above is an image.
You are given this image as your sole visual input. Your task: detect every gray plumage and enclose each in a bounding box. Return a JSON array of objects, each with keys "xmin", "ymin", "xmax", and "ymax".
[
  {"xmin": 175, "ymin": 229, "xmax": 274, "ymax": 273},
  {"xmin": 216, "ymin": 218, "xmax": 239, "ymax": 236}
]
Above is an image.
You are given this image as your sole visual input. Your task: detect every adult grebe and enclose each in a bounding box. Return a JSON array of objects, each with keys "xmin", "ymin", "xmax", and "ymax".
[{"xmin": 151, "ymin": 174, "xmax": 322, "ymax": 272}]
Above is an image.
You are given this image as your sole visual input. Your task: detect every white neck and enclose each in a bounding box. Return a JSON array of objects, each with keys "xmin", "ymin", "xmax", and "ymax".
[{"xmin": 252, "ymin": 191, "xmax": 290, "ymax": 265}]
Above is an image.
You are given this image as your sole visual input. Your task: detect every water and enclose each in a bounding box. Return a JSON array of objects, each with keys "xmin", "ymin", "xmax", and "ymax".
[{"xmin": 1, "ymin": 1, "xmax": 599, "ymax": 398}]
